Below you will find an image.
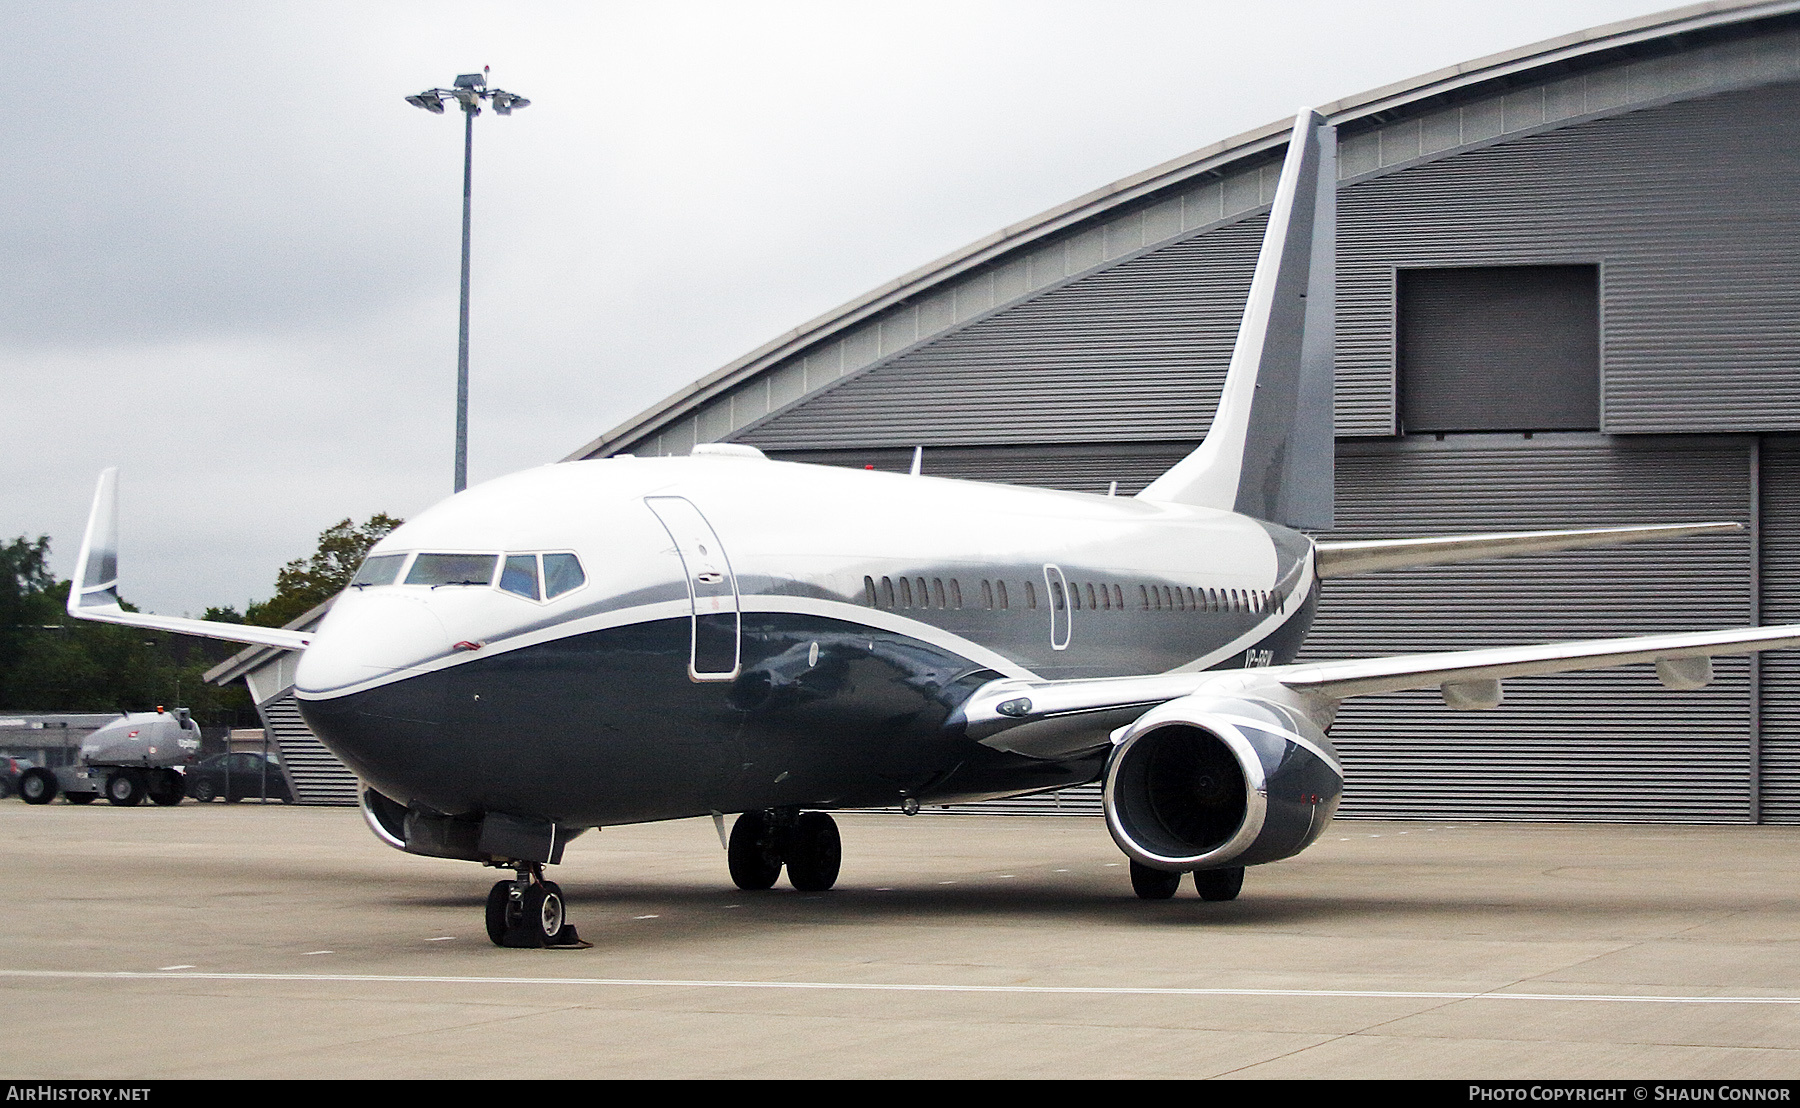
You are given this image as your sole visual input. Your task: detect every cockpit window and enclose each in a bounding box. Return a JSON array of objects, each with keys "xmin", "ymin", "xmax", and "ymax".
[
  {"xmin": 499, "ymin": 554, "xmax": 540, "ymax": 600},
  {"xmin": 542, "ymin": 553, "xmax": 585, "ymax": 599},
  {"xmin": 406, "ymin": 553, "xmax": 499, "ymax": 587},
  {"xmin": 349, "ymin": 553, "xmax": 407, "ymax": 588}
]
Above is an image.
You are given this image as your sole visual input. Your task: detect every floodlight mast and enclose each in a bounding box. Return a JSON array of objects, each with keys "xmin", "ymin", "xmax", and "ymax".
[{"xmin": 406, "ymin": 69, "xmax": 531, "ymax": 494}]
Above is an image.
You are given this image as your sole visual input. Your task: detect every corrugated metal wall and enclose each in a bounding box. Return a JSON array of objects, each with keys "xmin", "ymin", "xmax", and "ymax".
[
  {"xmin": 1310, "ymin": 435, "xmax": 1755, "ymax": 822},
  {"xmin": 737, "ymin": 80, "xmax": 1800, "ymax": 452},
  {"xmin": 743, "ymin": 218, "xmax": 1264, "ymax": 450},
  {"xmin": 1758, "ymin": 436, "xmax": 1800, "ymax": 822},
  {"xmin": 1341, "ymin": 80, "xmax": 1800, "ymax": 435}
]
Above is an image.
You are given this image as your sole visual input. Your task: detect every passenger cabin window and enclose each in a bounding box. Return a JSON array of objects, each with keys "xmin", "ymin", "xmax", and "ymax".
[
  {"xmin": 499, "ymin": 555, "xmax": 540, "ymax": 600},
  {"xmin": 350, "ymin": 553, "xmax": 407, "ymax": 588},
  {"xmin": 996, "ymin": 581, "xmax": 1009, "ymax": 609},
  {"xmin": 542, "ymin": 553, "xmax": 586, "ymax": 599},
  {"xmin": 407, "ymin": 553, "xmax": 499, "ymax": 587},
  {"xmin": 950, "ymin": 579, "xmax": 963, "ymax": 609}
]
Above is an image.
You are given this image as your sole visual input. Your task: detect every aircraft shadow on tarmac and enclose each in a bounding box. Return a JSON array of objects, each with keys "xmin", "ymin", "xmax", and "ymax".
[{"xmin": 394, "ymin": 879, "xmax": 1732, "ymax": 936}]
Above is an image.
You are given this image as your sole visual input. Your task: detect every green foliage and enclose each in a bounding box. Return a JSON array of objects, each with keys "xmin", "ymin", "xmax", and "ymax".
[
  {"xmin": 244, "ymin": 514, "xmax": 403, "ymax": 628},
  {"xmin": 0, "ymin": 535, "xmax": 250, "ymax": 715}
]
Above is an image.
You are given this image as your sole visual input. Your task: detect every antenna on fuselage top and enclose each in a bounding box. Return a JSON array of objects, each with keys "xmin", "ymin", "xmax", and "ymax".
[{"xmin": 1135, "ymin": 108, "xmax": 1336, "ymax": 531}]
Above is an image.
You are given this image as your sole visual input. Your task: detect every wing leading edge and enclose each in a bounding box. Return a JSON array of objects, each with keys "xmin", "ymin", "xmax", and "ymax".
[{"xmin": 958, "ymin": 623, "xmax": 1800, "ymax": 760}]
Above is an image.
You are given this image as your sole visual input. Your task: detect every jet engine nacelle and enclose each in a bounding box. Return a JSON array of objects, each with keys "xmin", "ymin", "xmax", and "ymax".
[{"xmin": 1103, "ymin": 691, "xmax": 1343, "ymax": 872}]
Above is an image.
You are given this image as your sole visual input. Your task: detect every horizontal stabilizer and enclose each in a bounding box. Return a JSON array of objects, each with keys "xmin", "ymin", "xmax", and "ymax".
[
  {"xmin": 67, "ymin": 469, "xmax": 314, "ymax": 652},
  {"xmin": 1314, "ymin": 522, "xmax": 1744, "ymax": 578}
]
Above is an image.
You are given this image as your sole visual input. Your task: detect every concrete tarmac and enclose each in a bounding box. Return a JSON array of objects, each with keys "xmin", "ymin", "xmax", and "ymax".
[{"xmin": 3, "ymin": 798, "xmax": 1800, "ymax": 1080}]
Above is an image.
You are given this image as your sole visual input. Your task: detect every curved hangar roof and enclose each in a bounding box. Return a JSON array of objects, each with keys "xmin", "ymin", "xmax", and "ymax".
[{"xmin": 572, "ymin": 0, "xmax": 1800, "ymax": 462}]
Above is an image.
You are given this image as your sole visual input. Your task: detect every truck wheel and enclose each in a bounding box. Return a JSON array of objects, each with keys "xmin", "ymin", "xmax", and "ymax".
[
  {"xmin": 18, "ymin": 768, "xmax": 57, "ymax": 805},
  {"xmin": 147, "ymin": 770, "xmax": 183, "ymax": 806},
  {"xmin": 106, "ymin": 771, "xmax": 146, "ymax": 807}
]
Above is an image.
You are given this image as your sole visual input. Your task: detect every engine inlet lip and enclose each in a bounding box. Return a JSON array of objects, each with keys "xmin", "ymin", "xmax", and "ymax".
[{"xmin": 1103, "ymin": 718, "xmax": 1269, "ymax": 870}]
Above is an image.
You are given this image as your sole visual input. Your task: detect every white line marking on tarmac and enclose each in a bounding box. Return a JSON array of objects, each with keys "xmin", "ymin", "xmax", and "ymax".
[{"xmin": 5, "ymin": 969, "xmax": 1800, "ymax": 1005}]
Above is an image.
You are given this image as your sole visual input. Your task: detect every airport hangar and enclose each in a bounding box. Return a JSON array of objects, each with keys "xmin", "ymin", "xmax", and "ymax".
[{"xmin": 213, "ymin": 1, "xmax": 1800, "ymax": 825}]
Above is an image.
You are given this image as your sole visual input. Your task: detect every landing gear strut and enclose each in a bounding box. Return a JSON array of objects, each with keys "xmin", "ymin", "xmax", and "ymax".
[
  {"xmin": 484, "ymin": 862, "xmax": 584, "ymax": 948},
  {"xmin": 727, "ymin": 809, "xmax": 841, "ymax": 892}
]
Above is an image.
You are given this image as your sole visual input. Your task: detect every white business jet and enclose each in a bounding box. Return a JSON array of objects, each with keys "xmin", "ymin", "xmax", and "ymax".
[{"xmin": 66, "ymin": 110, "xmax": 1800, "ymax": 947}]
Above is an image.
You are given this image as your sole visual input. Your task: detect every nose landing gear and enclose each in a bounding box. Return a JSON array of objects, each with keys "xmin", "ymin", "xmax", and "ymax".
[{"xmin": 484, "ymin": 862, "xmax": 588, "ymax": 948}]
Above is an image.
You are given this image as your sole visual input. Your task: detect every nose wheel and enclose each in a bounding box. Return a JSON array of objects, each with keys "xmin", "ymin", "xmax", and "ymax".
[{"xmin": 484, "ymin": 863, "xmax": 586, "ymax": 948}]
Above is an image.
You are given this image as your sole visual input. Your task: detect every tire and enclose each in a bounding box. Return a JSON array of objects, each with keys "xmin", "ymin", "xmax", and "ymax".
[
  {"xmin": 106, "ymin": 771, "xmax": 145, "ymax": 807},
  {"xmin": 786, "ymin": 812, "xmax": 841, "ymax": 892},
  {"xmin": 18, "ymin": 768, "xmax": 57, "ymax": 805},
  {"xmin": 191, "ymin": 779, "xmax": 217, "ymax": 803},
  {"xmin": 1193, "ymin": 866, "xmax": 1244, "ymax": 902},
  {"xmin": 512, "ymin": 885, "xmax": 564, "ymax": 947},
  {"xmin": 148, "ymin": 771, "xmax": 183, "ymax": 806},
  {"xmin": 1130, "ymin": 860, "xmax": 1182, "ymax": 900},
  {"xmin": 727, "ymin": 811, "xmax": 783, "ymax": 890},
  {"xmin": 485, "ymin": 880, "xmax": 515, "ymax": 947}
]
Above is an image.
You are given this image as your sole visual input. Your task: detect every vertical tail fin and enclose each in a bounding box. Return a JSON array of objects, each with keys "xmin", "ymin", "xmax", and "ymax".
[{"xmin": 1136, "ymin": 108, "xmax": 1335, "ymax": 530}]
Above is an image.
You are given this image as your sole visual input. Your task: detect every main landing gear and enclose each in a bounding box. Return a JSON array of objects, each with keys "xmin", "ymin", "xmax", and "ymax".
[
  {"xmin": 485, "ymin": 862, "xmax": 587, "ymax": 948},
  {"xmin": 1129, "ymin": 860, "xmax": 1244, "ymax": 902},
  {"xmin": 728, "ymin": 809, "xmax": 841, "ymax": 892}
]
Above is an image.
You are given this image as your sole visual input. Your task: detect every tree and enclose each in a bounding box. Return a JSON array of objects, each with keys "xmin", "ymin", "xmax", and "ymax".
[
  {"xmin": 0, "ymin": 534, "xmax": 250, "ymax": 715},
  {"xmin": 245, "ymin": 514, "xmax": 404, "ymax": 628}
]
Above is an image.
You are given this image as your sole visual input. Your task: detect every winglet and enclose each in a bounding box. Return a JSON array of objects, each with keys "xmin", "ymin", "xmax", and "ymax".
[
  {"xmin": 69, "ymin": 468, "xmax": 123, "ymax": 615},
  {"xmin": 64, "ymin": 470, "xmax": 315, "ymax": 652},
  {"xmin": 1136, "ymin": 108, "xmax": 1335, "ymax": 530}
]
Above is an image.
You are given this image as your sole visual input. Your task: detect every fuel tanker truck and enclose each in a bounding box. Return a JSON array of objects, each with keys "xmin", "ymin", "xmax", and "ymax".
[{"xmin": 16, "ymin": 708, "xmax": 201, "ymax": 806}]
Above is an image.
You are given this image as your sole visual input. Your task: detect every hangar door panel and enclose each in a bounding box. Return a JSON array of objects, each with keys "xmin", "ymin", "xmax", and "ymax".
[
  {"xmin": 1303, "ymin": 435, "xmax": 1754, "ymax": 822},
  {"xmin": 1398, "ymin": 266, "xmax": 1600, "ymax": 434}
]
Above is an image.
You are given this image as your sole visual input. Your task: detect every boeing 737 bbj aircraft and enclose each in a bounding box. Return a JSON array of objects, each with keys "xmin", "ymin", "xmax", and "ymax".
[{"xmin": 66, "ymin": 111, "xmax": 1800, "ymax": 947}]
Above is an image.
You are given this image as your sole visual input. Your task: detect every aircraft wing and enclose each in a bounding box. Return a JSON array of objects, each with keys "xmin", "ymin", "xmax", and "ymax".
[
  {"xmin": 1313, "ymin": 522, "xmax": 1742, "ymax": 578},
  {"xmin": 66, "ymin": 469, "xmax": 316, "ymax": 652},
  {"xmin": 956, "ymin": 622, "xmax": 1800, "ymax": 760}
]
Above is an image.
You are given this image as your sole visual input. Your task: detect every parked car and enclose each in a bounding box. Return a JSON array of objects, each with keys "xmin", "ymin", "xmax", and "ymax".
[
  {"xmin": 0, "ymin": 755, "xmax": 36, "ymax": 799},
  {"xmin": 184, "ymin": 752, "xmax": 292, "ymax": 803}
]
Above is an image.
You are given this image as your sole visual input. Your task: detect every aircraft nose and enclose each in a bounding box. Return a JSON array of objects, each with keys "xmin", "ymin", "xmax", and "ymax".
[{"xmin": 295, "ymin": 593, "xmax": 452, "ymax": 695}]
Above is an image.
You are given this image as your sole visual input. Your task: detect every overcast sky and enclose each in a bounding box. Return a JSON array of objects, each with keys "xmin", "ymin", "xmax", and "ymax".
[{"xmin": 4, "ymin": 0, "xmax": 1692, "ymax": 617}]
